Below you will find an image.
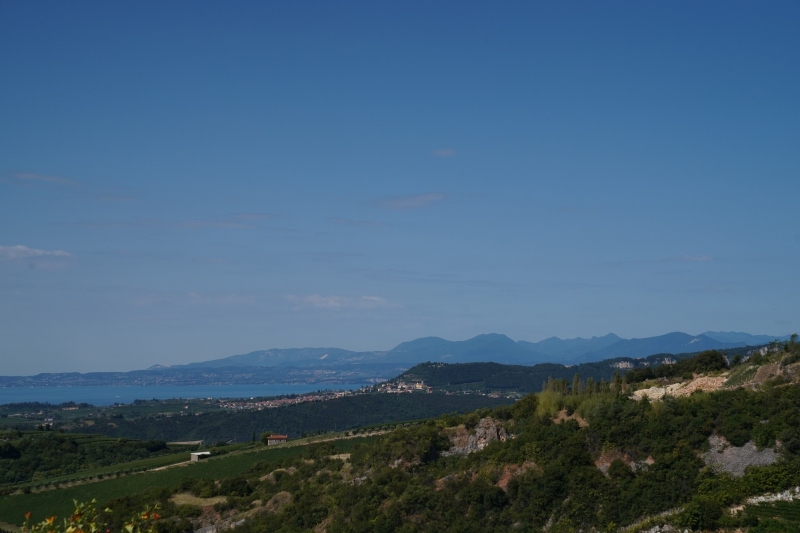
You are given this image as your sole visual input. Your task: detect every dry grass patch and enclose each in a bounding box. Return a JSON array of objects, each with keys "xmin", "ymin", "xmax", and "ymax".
[
  {"xmin": 170, "ymin": 493, "xmax": 227, "ymax": 507},
  {"xmin": 553, "ymin": 409, "xmax": 589, "ymax": 428}
]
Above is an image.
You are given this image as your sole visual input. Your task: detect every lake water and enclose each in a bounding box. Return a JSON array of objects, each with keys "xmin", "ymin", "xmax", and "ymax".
[{"xmin": 0, "ymin": 383, "xmax": 365, "ymax": 406}]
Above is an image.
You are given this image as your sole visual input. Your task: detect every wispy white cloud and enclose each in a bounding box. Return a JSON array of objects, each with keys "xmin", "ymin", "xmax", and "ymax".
[
  {"xmin": 372, "ymin": 192, "xmax": 446, "ymax": 211},
  {"xmin": 432, "ymin": 148, "xmax": 457, "ymax": 158},
  {"xmin": 329, "ymin": 217, "xmax": 385, "ymax": 228},
  {"xmin": 286, "ymin": 294, "xmax": 393, "ymax": 310},
  {"xmin": 0, "ymin": 245, "xmax": 73, "ymax": 260},
  {"xmin": 4, "ymin": 172, "xmax": 79, "ymax": 187}
]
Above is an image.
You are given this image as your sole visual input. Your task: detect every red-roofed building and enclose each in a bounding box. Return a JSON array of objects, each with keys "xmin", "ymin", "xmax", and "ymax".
[{"xmin": 266, "ymin": 435, "xmax": 288, "ymax": 445}]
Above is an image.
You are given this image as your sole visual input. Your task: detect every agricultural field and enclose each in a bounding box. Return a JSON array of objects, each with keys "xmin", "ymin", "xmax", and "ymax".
[
  {"xmin": 743, "ymin": 499, "xmax": 800, "ymax": 532},
  {"xmin": 0, "ymin": 431, "xmax": 196, "ymax": 487},
  {"xmin": 0, "ymin": 398, "xmax": 228, "ymax": 432},
  {"xmin": 0, "ymin": 434, "xmax": 374, "ymax": 527}
]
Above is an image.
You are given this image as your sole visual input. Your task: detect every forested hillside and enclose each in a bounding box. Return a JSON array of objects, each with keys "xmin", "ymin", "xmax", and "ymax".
[
  {"xmin": 5, "ymin": 339, "xmax": 800, "ymax": 532},
  {"xmin": 230, "ymin": 342, "xmax": 800, "ymax": 532},
  {"xmin": 74, "ymin": 393, "xmax": 511, "ymax": 443},
  {"xmin": 0, "ymin": 432, "xmax": 188, "ymax": 486},
  {"xmin": 395, "ymin": 345, "xmax": 749, "ymax": 394}
]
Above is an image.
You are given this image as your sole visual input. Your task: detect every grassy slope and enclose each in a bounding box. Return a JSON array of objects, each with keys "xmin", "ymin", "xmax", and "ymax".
[{"xmin": 0, "ymin": 436, "xmax": 372, "ymax": 526}]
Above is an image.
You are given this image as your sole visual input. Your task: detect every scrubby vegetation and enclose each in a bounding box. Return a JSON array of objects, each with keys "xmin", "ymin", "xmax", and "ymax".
[
  {"xmin": 625, "ymin": 349, "xmax": 728, "ymax": 383},
  {"xmin": 73, "ymin": 393, "xmax": 511, "ymax": 443},
  {"xmin": 0, "ymin": 432, "xmax": 183, "ymax": 486},
  {"xmin": 5, "ymin": 339, "xmax": 800, "ymax": 532}
]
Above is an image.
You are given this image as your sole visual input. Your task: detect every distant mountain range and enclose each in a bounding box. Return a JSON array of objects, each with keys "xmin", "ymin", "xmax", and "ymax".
[
  {"xmin": 0, "ymin": 331, "xmax": 791, "ymax": 389},
  {"xmin": 157, "ymin": 330, "xmax": 791, "ymax": 370}
]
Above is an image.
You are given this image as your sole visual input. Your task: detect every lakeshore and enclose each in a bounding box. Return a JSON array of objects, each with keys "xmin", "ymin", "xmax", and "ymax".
[{"xmin": 0, "ymin": 383, "xmax": 365, "ymax": 407}]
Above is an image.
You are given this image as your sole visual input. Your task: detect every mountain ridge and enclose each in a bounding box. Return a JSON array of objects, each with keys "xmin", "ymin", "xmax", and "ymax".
[
  {"xmin": 151, "ymin": 330, "xmax": 790, "ymax": 371},
  {"xmin": 0, "ymin": 331, "xmax": 789, "ymax": 385}
]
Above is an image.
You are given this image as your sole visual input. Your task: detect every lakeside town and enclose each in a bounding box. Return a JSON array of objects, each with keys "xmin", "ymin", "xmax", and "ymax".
[{"xmin": 219, "ymin": 380, "xmax": 437, "ymax": 410}]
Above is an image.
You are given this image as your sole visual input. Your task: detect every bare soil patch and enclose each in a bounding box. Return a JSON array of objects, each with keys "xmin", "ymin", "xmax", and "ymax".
[
  {"xmin": 553, "ymin": 409, "xmax": 589, "ymax": 428},
  {"xmin": 170, "ymin": 493, "xmax": 227, "ymax": 507},
  {"xmin": 753, "ymin": 363, "xmax": 781, "ymax": 384}
]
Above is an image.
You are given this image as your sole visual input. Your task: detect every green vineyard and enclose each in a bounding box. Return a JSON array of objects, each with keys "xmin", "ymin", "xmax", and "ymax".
[{"xmin": 744, "ymin": 499, "xmax": 800, "ymax": 532}]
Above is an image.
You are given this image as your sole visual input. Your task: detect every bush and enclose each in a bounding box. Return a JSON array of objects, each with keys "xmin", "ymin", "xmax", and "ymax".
[
  {"xmin": 536, "ymin": 390, "xmax": 562, "ymax": 418},
  {"xmin": 681, "ymin": 497, "xmax": 723, "ymax": 531}
]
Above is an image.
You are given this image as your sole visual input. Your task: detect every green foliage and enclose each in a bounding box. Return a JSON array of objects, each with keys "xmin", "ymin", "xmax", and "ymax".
[
  {"xmin": 0, "ymin": 433, "xmax": 186, "ymax": 486},
  {"xmin": 626, "ymin": 350, "xmax": 728, "ymax": 384},
  {"xmin": 73, "ymin": 393, "xmax": 510, "ymax": 443},
  {"xmin": 510, "ymin": 394, "xmax": 537, "ymax": 420},
  {"xmin": 535, "ymin": 390, "xmax": 562, "ymax": 418},
  {"xmin": 0, "ymin": 439, "xmax": 325, "ymax": 524},
  {"xmin": 743, "ymin": 500, "xmax": 800, "ymax": 532},
  {"xmin": 20, "ymin": 499, "xmax": 160, "ymax": 533},
  {"xmin": 351, "ymin": 423, "xmax": 450, "ymax": 469},
  {"xmin": 680, "ymin": 496, "xmax": 723, "ymax": 531},
  {"xmin": 400, "ymin": 360, "xmax": 637, "ymax": 395},
  {"xmin": 7, "ymin": 372, "xmax": 800, "ymax": 532}
]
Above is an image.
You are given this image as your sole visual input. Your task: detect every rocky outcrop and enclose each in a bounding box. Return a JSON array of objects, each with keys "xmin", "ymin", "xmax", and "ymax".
[
  {"xmin": 702, "ymin": 434, "xmax": 778, "ymax": 477},
  {"xmin": 631, "ymin": 375, "xmax": 727, "ymax": 401},
  {"xmin": 442, "ymin": 418, "xmax": 510, "ymax": 457}
]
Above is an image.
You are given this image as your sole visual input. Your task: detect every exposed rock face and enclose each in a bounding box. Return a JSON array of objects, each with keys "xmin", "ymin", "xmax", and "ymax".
[
  {"xmin": 746, "ymin": 486, "xmax": 800, "ymax": 504},
  {"xmin": 443, "ymin": 418, "xmax": 510, "ymax": 457},
  {"xmin": 631, "ymin": 375, "xmax": 727, "ymax": 401},
  {"xmin": 703, "ymin": 434, "xmax": 778, "ymax": 477}
]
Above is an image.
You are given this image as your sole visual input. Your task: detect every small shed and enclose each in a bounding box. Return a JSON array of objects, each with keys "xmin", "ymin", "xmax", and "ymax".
[
  {"xmin": 266, "ymin": 435, "xmax": 288, "ymax": 446},
  {"xmin": 190, "ymin": 451, "xmax": 212, "ymax": 462}
]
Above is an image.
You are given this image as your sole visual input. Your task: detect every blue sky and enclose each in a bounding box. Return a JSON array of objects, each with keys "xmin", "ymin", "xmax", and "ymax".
[{"xmin": 1, "ymin": 1, "xmax": 798, "ymax": 374}]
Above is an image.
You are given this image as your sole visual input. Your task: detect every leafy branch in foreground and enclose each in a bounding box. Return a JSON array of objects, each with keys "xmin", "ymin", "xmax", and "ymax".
[{"xmin": 22, "ymin": 500, "xmax": 160, "ymax": 533}]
